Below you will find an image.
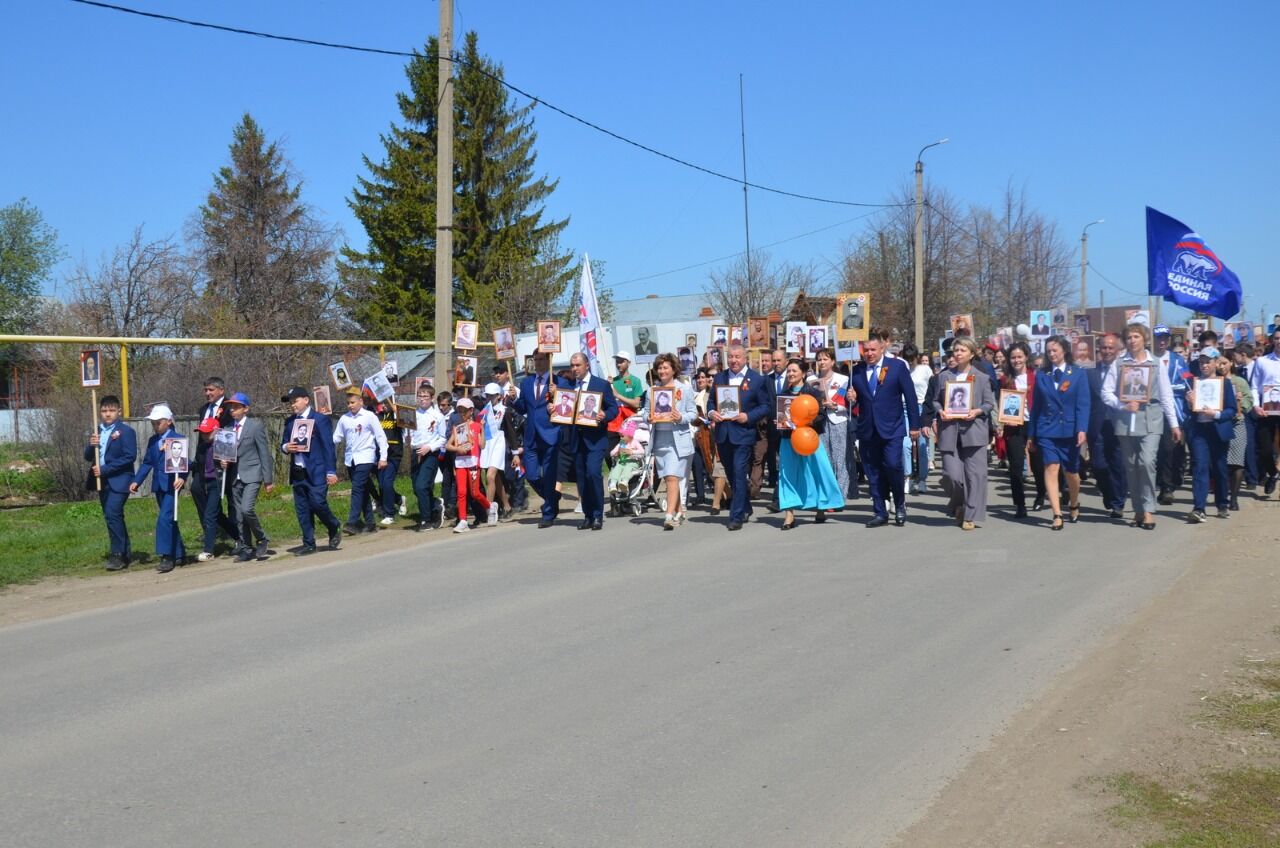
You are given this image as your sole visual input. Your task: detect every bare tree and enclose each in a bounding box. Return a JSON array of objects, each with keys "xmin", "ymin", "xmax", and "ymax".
[{"xmin": 704, "ymin": 251, "xmax": 816, "ymax": 323}]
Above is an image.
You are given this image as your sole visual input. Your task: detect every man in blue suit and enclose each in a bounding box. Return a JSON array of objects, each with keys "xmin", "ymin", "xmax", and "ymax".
[
  {"xmin": 848, "ymin": 331, "xmax": 921, "ymax": 527},
  {"xmin": 513, "ymin": 351, "xmax": 565, "ymax": 528},
  {"xmin": 129, "ymin": 403, "xmax": 188, "ymax": 573},
  {"xmin": 281, "ymin": 387, "xmax": 343, "ymax": 554},
  {"xmin": 85, "ymin": 394, "xmax": 137, "ymax": 571},
  {"xmin": 558, "ymin": 352, "xmax": 619, "ymax": 530},
  {"xmin": 1084, "ymin": 335, "xmax": 1125, "ymax": 518},
  {"xmin": 709, "ymin": 343, "xmax": 771, "ymax": 530}
]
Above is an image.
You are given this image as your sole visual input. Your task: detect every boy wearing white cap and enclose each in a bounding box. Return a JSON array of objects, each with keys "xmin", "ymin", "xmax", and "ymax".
[{"xmin": 129, "ymin": 404, "xmax": 188, "ymax": 573}]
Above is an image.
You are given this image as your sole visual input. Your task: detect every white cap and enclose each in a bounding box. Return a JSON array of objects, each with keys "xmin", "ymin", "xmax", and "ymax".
[
  {"xmin": 456, "ymin": 397, "xmax": 474, "ymax": 409},
  {"xmin": 613, "ymin": 350, "xmax": 633, "ymax": 361},
  {"xmin": 483, "ymin": 382, "xmax": 501, "ymax": 395},
  {"xmin": 147, "ymin": 404, "xmax": 174, "ymax": 421}
]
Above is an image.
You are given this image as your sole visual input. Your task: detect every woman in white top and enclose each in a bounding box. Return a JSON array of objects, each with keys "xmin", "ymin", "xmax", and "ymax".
[
  {"xmin": 638, "ymin": 352, "xmax": 698, "ymax": 530},
  {"xmin": 814, "ymin": 348, "xmax": 851, "ymax": 500},
  {"xmin": 1100, "ymin": 322, "xmax": 1182, "ymax": 529},
  {"xmin": 905, "ymin": 344, "xmax": 934, "ymax": 494}
]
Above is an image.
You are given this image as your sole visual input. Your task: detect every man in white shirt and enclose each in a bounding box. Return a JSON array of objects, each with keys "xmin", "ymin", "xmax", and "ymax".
[
  {"xmin": 332, "ymin": 387, "xmax": 388, "ymax": 534},
  {"xmin": 1251, "ymin": 328, "xmax": 1280, "ymax": 495},
  {"xmin": 409, "ymin": 383, "xmax": 448, "ymax": 530}
]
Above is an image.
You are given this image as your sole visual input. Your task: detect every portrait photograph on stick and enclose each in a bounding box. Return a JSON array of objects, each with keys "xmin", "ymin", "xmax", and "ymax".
[
  {"xmin": 785, "ymin": 321, "xmax": 806, "ymax": 355},
  {"xmin": 776, "ymin": 395, "xmax": 794, "ymax": 430},
  {"xmin": 997, "ymin": 389, "xmax": 1026, "ymax": 426},
  {"xmin": 550, "ymin": 388, "xmax": 578, "ymax": 425},
  {"xmin": 575, "ymin": 391, "xmax": 604, "ymax": 426},
  {"xmin": 312, "ymin": 385, "xmax": 332, "ymax": 415},
  {"xmin": 1191, "ymin": 376, "xmax": 1224, "ymax": 414},
  {"xmin": 1188, "ymin": 318, "xmax": 1208, "ymax": 340},
  {"xmin": 1029, "ymin": 310, "xmax": 1052, "ymax": 339},
  {"xmin": 536, "ymin": 319, "xmax": 562, "ymax": 353},
  {"xmin": 211, "ymin": 428, "xmax": 238, "ymax": 463},
  {"xmin": 632, "ymin": 324, "xmax": 659, "ymax": 361},
  {"xmin": 1118, "ymin": 363, "xmax": 1154, "ymax": 403},
  {"xmin": 729, "ymin": 325, "xmax": 745, "ymax": 346},
  {"xmin": 835, "ymin": 292, "xmax": 869, "ymax": 341},
  {"xmin": 685, "ymin": 332, "xmax": 698, "ymax": 348},
  {"xmin": 650, "ymin": 387, "xmax": 676, "ymax": 421},
  {"xmin": 365, "ymin": 371, "xmax": 395, "ymax": 403},
  {"xmin": 942, "ymin": 380, "xmax": 973, "ymax": 419},
  {"xmin": 711, "ymin": 324, "xmax": 729, "ymax": 347},
  {"xmin": 747, "ymin": 317, "xmax": 769, "ymax": 349},
  {"xmin": 1260, "ymin": 384, "xmax": 1280, "ymax": 415},
  {"xmin": 715, "ymin": 385, "xmax": 741, "ymax": 417},
  {"xmin": 453, "ymin": 356, "xmax": 478, "ymax": 387},
  {"xmin": 382, "ymin": 358, "xmax": 399, "ymax": 385},
  {"xmin": 454, "ymin": 320, "xmax": 479, "ymax": 351},
  {"xmin": 162, "ymin": 437, "xmax": 190, "ymax": 475},
  {"xmin": 395, "ymin": 406, "xmax": 417, "ymax": 429},
  {"xmin": 806, "ymin": 325, "xmax": 828, "ymax": 356},
  {"xmin": 949, "ymin": 313, "xmax": 974, "ymax": 339},
  {"xmin": 329, "ymin": 361, "xmax": 352, "ymax": 390},
  {"xmin": 80, "ymin": 349, "xmax": 101, "ymax": 388},
  {"xmin": 289, "ymin": 417, "xmax": 314, "ymax": 452},
  {"xmin": 493, "ymin": 326, "xmax": 516, "ymax": 359}
]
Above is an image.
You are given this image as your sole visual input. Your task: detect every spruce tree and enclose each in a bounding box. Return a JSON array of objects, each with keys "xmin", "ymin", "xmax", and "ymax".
[{"xmin": 340, "ymin": 32, "xmax": 572, "ymax": 338}]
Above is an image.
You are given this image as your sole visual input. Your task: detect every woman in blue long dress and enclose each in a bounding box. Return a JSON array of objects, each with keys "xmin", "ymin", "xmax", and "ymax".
[{"xmin": 778, "ymin": 359, "xmax": 845, "ymax": 529}]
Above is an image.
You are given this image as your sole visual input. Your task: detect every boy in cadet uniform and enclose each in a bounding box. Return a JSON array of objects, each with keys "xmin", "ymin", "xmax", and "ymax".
[
  {"xmin": 129, "ymin": 404, "xmax": 188, "ymax": 573},
  {"xmin": 85, "ymin": 394, "xmax": 137, "ymax": 571}
]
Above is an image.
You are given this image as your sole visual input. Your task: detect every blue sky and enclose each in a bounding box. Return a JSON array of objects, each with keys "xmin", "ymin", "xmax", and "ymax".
[{"xmin": 3, "ymin": 0, "xmax": 1277, "ymax": 328}]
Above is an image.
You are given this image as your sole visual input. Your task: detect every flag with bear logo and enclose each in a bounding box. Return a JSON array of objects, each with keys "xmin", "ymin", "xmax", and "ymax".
[{"xmin": 1146, "ymin": 206, "xmax": 1242, "ymax": 320}]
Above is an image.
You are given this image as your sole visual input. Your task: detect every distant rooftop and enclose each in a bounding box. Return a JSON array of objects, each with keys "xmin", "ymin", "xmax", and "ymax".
[{"xmin": 610, "ymin": 293, "xmax": 721, "ymax": 325}]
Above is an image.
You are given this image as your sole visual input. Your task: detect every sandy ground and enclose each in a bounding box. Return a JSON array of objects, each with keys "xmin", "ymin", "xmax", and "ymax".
[{"xmin": 894, "ymin": 495, "xmax": 1280, "ymax": 847}]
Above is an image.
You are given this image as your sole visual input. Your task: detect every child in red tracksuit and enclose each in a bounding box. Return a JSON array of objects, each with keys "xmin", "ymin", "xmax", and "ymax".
[{"xmin": 446, "ymin": 397, "xmax": 490, "ymax": 533}]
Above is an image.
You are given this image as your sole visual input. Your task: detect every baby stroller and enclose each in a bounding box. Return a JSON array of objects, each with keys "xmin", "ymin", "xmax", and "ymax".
[{"xmin": 609, "ymin": 420, "xmax": 655, "ymax": 517}]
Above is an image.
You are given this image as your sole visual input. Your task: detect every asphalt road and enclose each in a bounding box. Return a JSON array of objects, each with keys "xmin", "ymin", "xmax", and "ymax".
[{"xmin": 0, "ymin": 481, "xmax": 1211, "ymax": 847}]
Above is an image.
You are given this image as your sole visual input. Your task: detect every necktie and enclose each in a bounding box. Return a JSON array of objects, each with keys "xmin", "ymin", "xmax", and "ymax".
[{"xmin": 869, "ymin": 364, "xmax": 879, "ymax": 395}]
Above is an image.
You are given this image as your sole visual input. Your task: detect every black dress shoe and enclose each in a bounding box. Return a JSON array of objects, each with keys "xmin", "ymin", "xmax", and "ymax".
[
  {"xmin": 1031, "ymin": 498, "xmax": 1045, "ymax": 512},
  {"xmin": 727, "ymin": 520, "xmax": 743, "ymax": 531},
  {"xmin": 1266, "ymin": 477, "xmax": 1278, "ymax": 495},
  {"xmin": 591, "ymin": 519, "xmax": 603, "ymax": 531},
  {"xmin": 538, "ymin": 518, "xmax": 554, "ymax": 529},
  {"xmin": 866, "ymin": 516, "xmax": 889, "ymax": 528},
  {"xmin": 105, "ymin": 555, "xmax": 127, "ymax": 572},
  {"xmin": 342, "ymin": 522, "xmax": 360, "ymax": 535},
  {"xmin": 328, "ymin": 531, "xmax": 342, "ymax": 550},
  {"xmin": 254, "ymin": 540, "xmax": 270, "ymax": 560},
  {"xmin": 297, "ymin": 544, "xmax": 318, "ymax": 556},
  {"xmin": 815, "ymin": 511, "xmax": 827, "ymax": 524},
  {"xmin": 1157, "ymin": 491, "xmax": 1174, "ymax": 506},
  {"xmin": 578, "ymin": 519, "xmax": 592, "ymax": 530},
  {"xmin": 235, "ymin": 549, "xmax": 254, "ymax": 563},
  {"xmin": 894, "ymin": 508, "xmax": 907, "ymax": 526},
  {"xmin": 1015, "ymin": 506, "xmax": 1028, "ymax": 519},
  {"xmin": 1109, "ymin": 509, "xmax": 1125, "ymax": 520},
  {"xmin": 155, "ymin": 557, "xmax": 175, "ymax": 574}
]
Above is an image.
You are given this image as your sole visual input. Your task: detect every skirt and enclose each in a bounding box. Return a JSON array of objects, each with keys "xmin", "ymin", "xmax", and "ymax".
[
  {"xmin": 1227, "ymin": 418, "xmax": 1247, "ymax": 466},
  {"xmin": 778, "ymin": 440, "xmax": 845, "ymax": 511},
  {"xmin": 652, "ymin": 428, "xmax": 690, "ymax": 479},
  {"xmin": 820, "ymin": 416, "xmax": 852, "ymax": 497}
]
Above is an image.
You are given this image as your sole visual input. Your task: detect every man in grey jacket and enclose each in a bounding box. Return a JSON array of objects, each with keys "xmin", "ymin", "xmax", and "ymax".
[{"xmin": 222, "ymin": 393, "xmax": 275, "ymax": 562}]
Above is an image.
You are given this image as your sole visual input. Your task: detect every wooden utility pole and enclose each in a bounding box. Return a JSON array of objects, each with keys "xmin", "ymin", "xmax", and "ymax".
[{"xmin": 432, "ymin": 0, "xmax": 454, "ymax": 389}]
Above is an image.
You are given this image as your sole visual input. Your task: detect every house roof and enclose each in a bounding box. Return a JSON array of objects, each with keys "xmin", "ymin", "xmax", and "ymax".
[{"xmin": 610, "ymin": 293, "xmax": 721, "ymax": 325}]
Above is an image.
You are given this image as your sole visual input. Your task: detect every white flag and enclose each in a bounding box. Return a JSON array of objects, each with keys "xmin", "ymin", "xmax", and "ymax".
[{"xmin": 577, "ymin": 254, "xmax": 604, "ymax": 377}]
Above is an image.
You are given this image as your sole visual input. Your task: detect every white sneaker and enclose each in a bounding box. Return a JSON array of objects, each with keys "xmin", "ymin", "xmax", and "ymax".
[
  {"xmin": 196, "ymin": 551, "xmax": 215, "ymax": 562},
  {"xmin": 380, "ymin": 516, "xmax": 395, "ymax": 526},
  {"xmin": 453, "ymin": 520, "xmax": 470, "ymax": 533},
  {"xmin": 398, "ymin": 497, "xmax": 407, "ymax": 517},
  {"xmin": 487, "ymin": 503, "xmax": 499, "ymax": 525}
]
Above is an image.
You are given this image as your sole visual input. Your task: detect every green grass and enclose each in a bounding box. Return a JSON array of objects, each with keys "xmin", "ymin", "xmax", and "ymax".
[
  {"xmin": 1204, "ymin": 660, "xmax": 1280, "ymax": 737},
  {"xmin": 0, "ymin": 482, "xmax": 370, "ymax": 586},
  {"xmin": 0, "ymin": 444, "xmax": 56, "ymax": 500},
  {"xmin": 1104, "ymin": 769, "xmax": 1280, "ymax": 847}
]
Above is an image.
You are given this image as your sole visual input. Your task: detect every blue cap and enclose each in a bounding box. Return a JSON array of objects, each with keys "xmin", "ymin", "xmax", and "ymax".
[
  {"xmin": 225, "ymin": 391, "xmax": 251, "ymax": 406},
  {"xmin": 1153, "ymin": 324, "xmax": 1170, "ymax": 336},
  {"xmin": 1199, "ymin": 346, "xmax": 1221, "ymax": 359}
]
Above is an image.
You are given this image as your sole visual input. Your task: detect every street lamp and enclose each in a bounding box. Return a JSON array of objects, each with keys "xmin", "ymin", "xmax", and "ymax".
[
  {"xmin": 1080, "ymin": 219, "xmax": 1104, "ymax": 313},
  {"xmin": 914, "ymin": 138, "xmax": 948, "ymax": 347}
]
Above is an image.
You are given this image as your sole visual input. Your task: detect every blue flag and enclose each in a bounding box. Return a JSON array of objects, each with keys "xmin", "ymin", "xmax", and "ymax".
[{"xmin": 1146, "ymin": 207, "xmax": 1242, "ymax": 320}]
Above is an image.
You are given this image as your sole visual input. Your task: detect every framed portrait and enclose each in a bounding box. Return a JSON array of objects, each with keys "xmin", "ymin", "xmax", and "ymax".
[
  {"xmin": 710, "ymin": 324, "xmax": 729, "ymax": 348},
  {"xmin": 1221, "ymin": 330, "xmax": 1236, "ymax": 349},
  {"xmin": 650, "ymin": 387, "xmax": 677, "ymax": 420},
  {"xmin": 414, "ymin": 377, "xmax": 433, "ymax": 394},
  {"xmin": 382, "ymin": 358, "xmax": 399, "ymax": 385},
  {"xmin": 575, "ymin": 391, "xmax": 604, "ymax": 426},
  {"xmin": 365, "ymin": 370, "xmax": 395, "ymax": 402},
  {"xmin": 835, "ymin": 339, "xmax": 860, "ymax": 362},
  {"xmin": 747, "ymin": 317, "xmax": 769, "ymax": 349},
  {"xmin": 211, "ymin": 428, "xmax": 238, "ymax": 463},
  {"xmin": 536, "ymin": 319, "xmax": 562, "ymax": 353},
  {"xmin": 942, "ymin": 380, "xmax": 973, "ymax": 420},
  {"xmin": 997, "ymin": 389, "xmax": 1026, "ymax": 426},
  {"xmin": 685, "ymin": 333, "xmax": 698, "ymax": 348},
  {"xmin": 1071, "ymin": 311, "xmax": 1091, "ymax": 334},
  {"xmin": 549, "ymin": 388, "xmax": 578, "ymax": 425},
  {"xmin": 1050, "ymin": 305, "xmax": 1068, "ymax": 327},
  {"xmin": 1259, "ymin": 384, "xmax": 1280, "ymax": 416},
  {"xmin": 1117, "ymin": 363, "xmax": 1154, "ymax": 403},
  {"xmin": 1073, "ymin": 335, "xmax": 1096, "ymax": 366},
  {"xmin": 747, "ymin": 349, "xmax": 762, "ymax": 371},
  {"xmin": 1192, "ymin": 377, "xmax": 1224, "ymax": 413},
  {"xmin": 453, "ymin": 356, "xmax": 479, "ymax": 387},
  {"xmin": 289, "ymin": 418, "xmax": 314, "ymax": 452},
  {"xmin": 1188, "ymin": 318, "xmax": 1208, "ymax": 341},
  {"xmin": 949, "ymin": 313, "xmax": 974, "ymax": 339},
  {"xmin": 1254, "ymin": 324, "xmax": 1266, "ymax": 342},
  {"xmin": 1126, "ymin": 308, "xmax": 1149, "ymax": 325},
  {"xmin": 775, "ymin": 395, "xmax": 794, "ymax": 430},
  {"xmin": 632, "ymin": 324, "xmax": 659, "ymax": 361},
  {"xmin": 522, "ymin": 355, "xmax": 535, "ymax": 375},
  {"xmin": 395, "ymin": 406, "xmax": 417, "ymax": 429},
  {"xmin": 452, "ymin": 422, "xmax": 472, "ymax": 450},
  {"xmin": 806, "ymin": 325, "xmax": 828, "ymax": 356},
  {"xmin": 1029, "ymin": 311, "xmax": 1052, "ymax": 339},
  {"xmin": 835, "ymin": 292, "xmax": 869, "ymax": 342},
  {"xmin": 162, "ymin": 437, "xmax": 190, "ymax": 475},
  {"xmin": 704, "ymin": 346, "xmax": 723, "ymax": 370},
  {"xmin": 785, "ymin": 321, "xmax": 807, "ymax": 356},
  {"xmin": 1171, "ymin": 331, "xmax": 1186, "ymax": 348},
  {"xmin": 493, "ymin": 326, "xmax": 516, "ymax": 360},
  {"xmin": 1028, "ymin": 338, "xmax": 1045, "ymax": 355},
  {"xmin": 729, "ymin": 324, "xmax": 746, "ymax": 346},
  {"xmin": 677, "ymin": 346, "xmax": 696, "ymax": 375},
  {"xmin": 454, "ymin": 320, "xmax": 479, "ymax": 351},
  {"xmin": 715, "ymin": 385, "xmax": 741, "ymax": 417},
  {"xmin": 80, "ymin": 349, "xmax": 102, "ymax": 388},
  {"xmin": 312, "ymin": 386, "xmax": 332, "ymax": 415},
  {"xmin": 329, "ymin": 361, "xmax": 352, "ymax": 390}
]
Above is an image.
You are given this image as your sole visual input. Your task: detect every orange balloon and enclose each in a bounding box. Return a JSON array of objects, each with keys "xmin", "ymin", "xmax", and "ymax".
[
  {"xmin": 791, "ymin": 425, "xmax": 820, "ymax": 456},
  {"xmin": 790, "ymin": 393, "xmax": 819, "ymax": 426}
]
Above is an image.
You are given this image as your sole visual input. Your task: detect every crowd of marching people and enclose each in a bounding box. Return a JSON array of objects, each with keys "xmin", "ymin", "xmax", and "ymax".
[{"xmin": 85, "ymin": 322, "xmax": 1280, "ymax": 572}]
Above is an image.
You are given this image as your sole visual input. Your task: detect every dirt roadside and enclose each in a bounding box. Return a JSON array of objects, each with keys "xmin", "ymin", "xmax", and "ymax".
[{"xmin": 893, "ymin": 496, "xmax": 1280, "ymax": 847}]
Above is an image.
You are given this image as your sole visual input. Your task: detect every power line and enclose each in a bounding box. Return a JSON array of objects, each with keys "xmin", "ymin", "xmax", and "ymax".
[
  {"xmin": 68, "ymin": 0, "xmax": 907, "ymax": 210},
  {"xmin": 611, "ymin": 210, "xmax": 882, "ymax": 289},
  {"xmin": 1086, "ymin": 262, "xmax": 1147, "ymax": 298}
]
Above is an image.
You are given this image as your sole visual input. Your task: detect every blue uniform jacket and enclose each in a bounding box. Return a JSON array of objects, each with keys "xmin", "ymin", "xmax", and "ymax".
[
  {"xmin": 281, "ymin": 410, "xmax": 337, "ymax": 484},
  {"xmin": 1086, "ymin": 364, "xmax": 1108, "ymax": 439},
  {"xmin": 709, "ymin": 368, "xmax": 771, "ymax": 446},
  {"xmin": 848, "ymin": 357, "xmax": 921, "ymax": 441},
  {"xmin": 83, "ymin": 422, "xmax": 137, "ymax": 493},
  {"xmin": 555, "ymin": 373, "xmax": 619, "ymax": 451},
  {"xmin": 1028, "ymin": 365, "xmax": 1091, "ymax": 440},
  {"xmin": 1164, "ymin": 351, "xmax": 1192, "ymax": 424},
  {"xmin": 514, "ymin": 372, "xmax": 561, "ymax": 447},
  {"xmin": 132, "ymin": 427, "xmax": 190, "ymax": 493}
]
